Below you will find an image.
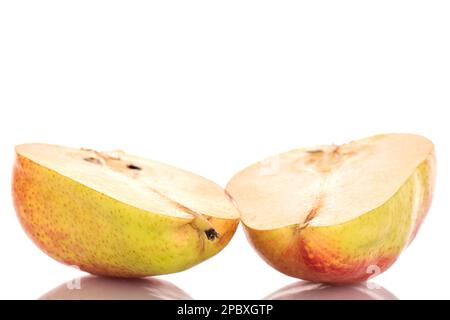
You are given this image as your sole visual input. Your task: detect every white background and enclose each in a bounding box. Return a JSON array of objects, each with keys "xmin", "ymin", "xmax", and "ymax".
[{"xmin": 1, "ymin": 1, "xmax": 449, "ymax": 300}]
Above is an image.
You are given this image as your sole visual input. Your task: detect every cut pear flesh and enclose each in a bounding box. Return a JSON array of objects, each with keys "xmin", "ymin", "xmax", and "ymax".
[
  {"xmin": 16, "ymin": 144, "xmax": 238, "ymax": 222},
  {"xmin": 13, "ymin": 144, "xmax": 239, "ymax": 277},
  {"xmin": 227, "ymin": 134, "xmax": 435, "ymax": 283},
  {"xmin": 228, "ymin": 134, "xmax": 433, "ymax": 229}
]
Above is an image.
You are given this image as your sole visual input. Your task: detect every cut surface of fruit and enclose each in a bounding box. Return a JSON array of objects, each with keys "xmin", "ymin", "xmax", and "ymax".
[
  {"xmin": 16, "ymin": 144, "xmax": 239, "ymax": 221},
  {"xmin": 227, "ymin": 134, "xmax": 434, "ymax": 230}
]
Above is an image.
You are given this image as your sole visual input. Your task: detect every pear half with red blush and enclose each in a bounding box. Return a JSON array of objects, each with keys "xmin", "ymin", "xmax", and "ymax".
[
  {"xmin": 13, "ymin": 144, "xmax": 239, "ymax": 277},
  {"xmin": 226, "ymin": 134, "xmax": 435, "ymax": 284}
]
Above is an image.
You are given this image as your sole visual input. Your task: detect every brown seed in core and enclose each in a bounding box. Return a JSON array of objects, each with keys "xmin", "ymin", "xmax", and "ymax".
[{"xmin": 127, "ymin": 164, "xmax": 142, "ymax": 171}]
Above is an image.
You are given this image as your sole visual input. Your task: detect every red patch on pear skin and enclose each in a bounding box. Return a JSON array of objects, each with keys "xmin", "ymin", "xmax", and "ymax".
[
  {"xmin": 278, "ymin": 234, "xmax": 398, "ymax": 284},
  {"xmin": 297, "ymin": 237, "xmax": 398, "ymax": 284}
]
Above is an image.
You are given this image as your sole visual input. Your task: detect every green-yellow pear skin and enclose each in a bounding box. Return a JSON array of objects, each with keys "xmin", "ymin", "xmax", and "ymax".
[{"xmin": 13, "ymin": 146, "xmax": 239, "ymax": 277}]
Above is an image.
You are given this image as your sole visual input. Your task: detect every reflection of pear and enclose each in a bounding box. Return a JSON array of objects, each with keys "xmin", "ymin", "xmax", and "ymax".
[
  {"xmin": 40, "ymin": 276, "xmax": 192, "ymax": 300},
  {"xmin": 265, "ymin": 281, "xmax": 398, "ymax": 300}
]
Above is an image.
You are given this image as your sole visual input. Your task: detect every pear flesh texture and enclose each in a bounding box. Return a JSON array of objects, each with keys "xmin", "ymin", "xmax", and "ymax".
[
  {"xmin": 226, "ymin": 134, "xmax": 435, "ymax": 283},
  {"xmin": 13, "ymin": 144, "xmax": 239, "ymax": 277}
]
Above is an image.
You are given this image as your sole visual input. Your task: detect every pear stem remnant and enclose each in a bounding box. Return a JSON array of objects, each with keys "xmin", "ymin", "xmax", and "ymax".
[
  {"xmin": 297, "ymin": 197, "xmax": 324, "ymax": 231},
  {"xmin": 205, "ymin": 228, "xmax": 220, "ymax": 241},
  {"xmin": 148, "ymin": 187, "xmax": 220, "ymax": 241}
]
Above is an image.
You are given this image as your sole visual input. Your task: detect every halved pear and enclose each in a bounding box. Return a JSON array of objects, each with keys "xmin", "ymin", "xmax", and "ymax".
[
  {"xmin": 13, "ymin": 144, "xmax": 239, "ymax": 277},
  {"xmin": 227, "ymin": 134, "xmax": 435, "ymax": 284}
]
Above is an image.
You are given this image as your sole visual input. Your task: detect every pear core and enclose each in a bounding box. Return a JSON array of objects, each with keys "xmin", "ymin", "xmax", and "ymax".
[
  {"xmin": 16, "ymin": 144, "xmax": 239, "ymax": 223},
  {"xmin": 226, "ymin": 134, "xmax": 434, "ymax": 230}
]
